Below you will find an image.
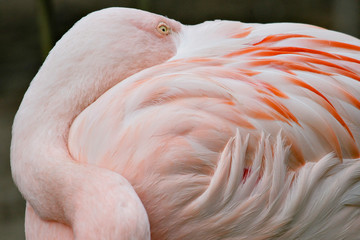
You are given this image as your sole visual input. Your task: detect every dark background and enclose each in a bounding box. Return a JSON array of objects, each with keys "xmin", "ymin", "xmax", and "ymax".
[{"xmin": 1, "ymin": 0, "xmax": 359, "ymax": 239}]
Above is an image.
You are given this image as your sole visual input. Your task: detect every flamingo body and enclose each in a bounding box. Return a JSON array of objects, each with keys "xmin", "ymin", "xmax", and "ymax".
[
  {"xmin": 11, "ymin": 7, "xmax": 360, "ymax": 239},
  {"xmin": 68, "ymin": 19, "xmax": 360, "ymax": 239}
]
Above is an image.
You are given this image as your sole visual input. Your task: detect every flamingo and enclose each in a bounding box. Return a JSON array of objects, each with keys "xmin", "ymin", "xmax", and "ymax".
[{"xmin": 11, "ymin": 7, "xmax": 360, "ymax": 239}]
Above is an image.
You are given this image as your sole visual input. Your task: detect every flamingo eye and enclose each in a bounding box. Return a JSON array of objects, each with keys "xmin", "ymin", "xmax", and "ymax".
[{"xmin": 157, "ymin": 22, "xmax": 171, "ymax": 35}]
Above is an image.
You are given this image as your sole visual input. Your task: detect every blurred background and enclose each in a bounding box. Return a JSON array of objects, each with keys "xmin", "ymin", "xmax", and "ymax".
[{"xmin": 0, "ymin": 0, "xmax": 359, "ymax": 239}]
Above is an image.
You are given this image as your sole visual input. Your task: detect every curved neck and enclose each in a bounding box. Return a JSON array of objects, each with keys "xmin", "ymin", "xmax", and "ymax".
[
  {"xmin": 10, "ymin": 53, "xmax": 150, "ymax": 238},
  {"xmin": 11, "ymin": 61, "xmax": 111, "ymax": 219}
]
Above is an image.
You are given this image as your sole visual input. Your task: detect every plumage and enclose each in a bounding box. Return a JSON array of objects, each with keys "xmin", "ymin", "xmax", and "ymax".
[{"xmin": 11, "ymin": 7, "xmax": 360, "ymax": 239}]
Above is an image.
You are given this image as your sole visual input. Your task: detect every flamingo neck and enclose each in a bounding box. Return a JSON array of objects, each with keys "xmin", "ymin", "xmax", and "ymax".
[
  {"xmin": 10, "ymin": 49, "xmax": 134, "ymax": 224},
  {"xmin": 11, "ymin": 61, "xmax": 151, "ymax": 238}
]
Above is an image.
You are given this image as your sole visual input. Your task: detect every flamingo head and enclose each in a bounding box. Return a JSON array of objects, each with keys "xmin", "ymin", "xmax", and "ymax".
[{"xmin": 34, "ymin": 7, "xmax": 182, "ymax": 109}]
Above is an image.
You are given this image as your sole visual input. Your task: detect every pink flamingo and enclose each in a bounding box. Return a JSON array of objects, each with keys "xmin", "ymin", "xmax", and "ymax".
[{"xmin": 11, "ymin": 7, "xmax": 360, "ymax": 239}]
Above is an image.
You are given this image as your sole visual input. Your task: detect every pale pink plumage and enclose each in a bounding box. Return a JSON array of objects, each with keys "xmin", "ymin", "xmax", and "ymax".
[{"xmin": 11, "ymin": 7, "xmax": 360, "ymax": 239}]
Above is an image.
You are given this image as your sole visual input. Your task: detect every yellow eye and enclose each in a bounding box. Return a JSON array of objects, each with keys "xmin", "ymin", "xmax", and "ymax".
[{"xmin": 157, "ymin": 22, "xmax": 171, "ymax": 35}]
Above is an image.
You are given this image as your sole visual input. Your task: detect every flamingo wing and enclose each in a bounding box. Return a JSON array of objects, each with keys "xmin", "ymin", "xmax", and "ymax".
[{"xmin": 68, "ymin": 21, "xmax": 360, "ymax": 239}]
